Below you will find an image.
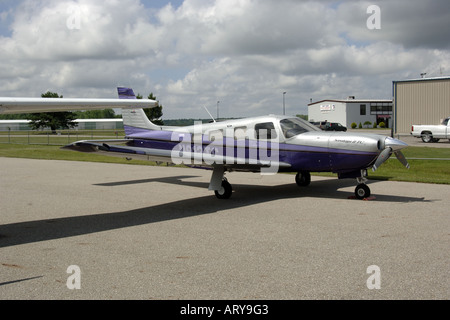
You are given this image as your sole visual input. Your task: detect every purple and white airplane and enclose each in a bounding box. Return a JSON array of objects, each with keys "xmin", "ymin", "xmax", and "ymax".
[{"xmin": 0, "ymin": 87, "xmax": 409, "ymax": 199}]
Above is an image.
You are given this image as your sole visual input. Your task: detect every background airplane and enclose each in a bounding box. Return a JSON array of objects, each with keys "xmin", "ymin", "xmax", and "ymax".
[{"xmin": 0, "ymin": 87, "xmax": 410, "ymax": 199}]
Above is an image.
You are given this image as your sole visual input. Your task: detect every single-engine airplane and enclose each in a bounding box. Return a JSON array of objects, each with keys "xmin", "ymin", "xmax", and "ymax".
[{"xmin": 0, "ymin": 87, "xmax": 410, "ymax": 199}]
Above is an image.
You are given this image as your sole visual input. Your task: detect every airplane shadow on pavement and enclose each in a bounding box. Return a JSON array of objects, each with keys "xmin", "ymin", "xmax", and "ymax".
[{"xmin": 0, "ymin": 175, "xmax": 430, "ymax": 248}]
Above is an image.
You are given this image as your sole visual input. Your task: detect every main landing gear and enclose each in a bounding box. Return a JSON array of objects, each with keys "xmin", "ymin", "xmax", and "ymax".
[
  {"xmin": 214, "ymin": 178, "xmax": 233, "ymax": 199},
  {"xmin": 355, "ymin": 170, "xmax": 371, "ymax": 199},
  {"xmin": 210, "ymin": 168, "xmax": 372, "ymax": 200},
  {"xmin": 295, "ymin": 171, "xmax": 311, "ymax": 187},
  {"xmin": 210, "ymin": 166, "xmax": 233, "ymax": 199}
]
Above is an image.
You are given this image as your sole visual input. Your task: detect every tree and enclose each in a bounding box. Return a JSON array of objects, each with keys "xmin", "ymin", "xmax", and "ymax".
[
  {"xmin": 27, "ymin": 91, "xmax": 77, "ymax": 134},
  {"xmin": 74, "ymin": 109, "xmax": 117, "ymax": 119},
  {"xmin": 136, "ymin": 93, "xmax": 164, "ymax": 125}
]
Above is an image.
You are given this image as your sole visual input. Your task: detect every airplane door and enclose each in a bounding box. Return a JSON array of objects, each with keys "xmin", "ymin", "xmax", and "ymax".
[
  {"xmin": 327, "ymin": 135, "xmax": 333, "ymax": 170},
  {"xmin": 254, "ymin": 122, "xmax": 280, "ymax": 161},
  {"xmin": 314, "ymin": 134, "xmax": 332, "ymax": 171}
]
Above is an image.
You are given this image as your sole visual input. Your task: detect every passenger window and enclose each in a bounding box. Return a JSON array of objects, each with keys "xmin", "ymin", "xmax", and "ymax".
[
  {"xmin": 234, "ymin": 126, "xmax": 247, "ymax": 140},
  {"xmin": 208, "ymin": 129, "xmax": 223, "ymax": 142},
  {"xmin": 255, "ymin": 122, "xmax": 277, "ymax": 139}
]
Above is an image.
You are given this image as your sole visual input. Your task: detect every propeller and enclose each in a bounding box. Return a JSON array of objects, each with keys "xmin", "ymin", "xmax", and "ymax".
[
  {"xmin": 372, "ymin": 147, "xmax": 392, "ymax": 171},
  {"xmin": 394, "ymin": 150, "xmax": 410, "ymax": 169},
  {"xmin": 372, "ymin": 137, "xmax": 410, "ymax": 172}
]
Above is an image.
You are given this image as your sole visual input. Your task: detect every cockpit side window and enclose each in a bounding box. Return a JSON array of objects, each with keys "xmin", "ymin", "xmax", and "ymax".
[
  {"xmin": 280, "ymin": 118, "xmax": 319, "ymax": 138},
  {"xmin": 255, "ymin": 122, "xmax": 277, "ymax": 140}
]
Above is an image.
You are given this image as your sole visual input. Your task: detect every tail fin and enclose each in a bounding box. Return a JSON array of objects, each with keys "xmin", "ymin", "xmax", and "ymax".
[{"xmin": 118, "ymin": 87, "xmax": 161, "ymax": 135}]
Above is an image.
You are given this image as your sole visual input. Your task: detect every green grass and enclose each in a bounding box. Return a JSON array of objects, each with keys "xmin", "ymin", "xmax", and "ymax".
[
  {"xmin": 0, "ymin": 130, "xmax": 124, "ymax": 145},
  {"xmin": 368, "ymin": 147, "xmax": 450, "ymax": 184},
  {"xmin": 0, "ymin": 129, "xmax": 125, "ymax": 136},
  {"xmin": 0, "ymin": 143, "xmax": 449, "ymax": 184},
  {"xmin": 297, "ymin": 146, "xmax": 450, "ymax": 185},
  {"xmin": 0, "ymin": 143, "xmax": 155, "ymax": 166}
]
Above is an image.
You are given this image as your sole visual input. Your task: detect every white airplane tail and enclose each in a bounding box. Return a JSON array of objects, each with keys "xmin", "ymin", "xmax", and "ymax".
[{"xmin": 117, "ymin": 87, "xmax": 161, "ymax": 135}]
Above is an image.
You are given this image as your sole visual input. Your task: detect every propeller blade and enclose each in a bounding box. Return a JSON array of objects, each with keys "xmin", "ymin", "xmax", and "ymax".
[
  {"xmin": 372, "ymin": 147, "xmax": 392, "ymax": 172},
  {"xmin": 394, "ymin": 150, "xmax": 410, "ymax": 169}
]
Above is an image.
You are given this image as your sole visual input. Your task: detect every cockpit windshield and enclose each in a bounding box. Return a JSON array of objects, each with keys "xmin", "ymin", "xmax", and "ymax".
[{"xmin": 280, "ymin": 117, "xmax": 321, "ymax": 138}]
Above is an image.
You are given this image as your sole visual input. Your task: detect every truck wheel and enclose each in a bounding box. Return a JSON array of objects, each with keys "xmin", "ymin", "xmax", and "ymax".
[{"xmin": 421, "ymin": 132, "xmax": 433, "ymax": 143}]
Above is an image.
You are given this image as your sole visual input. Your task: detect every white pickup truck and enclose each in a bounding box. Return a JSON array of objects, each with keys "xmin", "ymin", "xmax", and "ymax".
[{"xmin": 411, "ymin": 117, "xmax": 450, "ymax": 143}]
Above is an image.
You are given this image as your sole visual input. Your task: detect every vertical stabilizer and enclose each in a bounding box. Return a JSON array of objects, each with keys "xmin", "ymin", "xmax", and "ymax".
[{"xmin": 117, "ymin": 87, "xmax": 161, "ymax": 135}]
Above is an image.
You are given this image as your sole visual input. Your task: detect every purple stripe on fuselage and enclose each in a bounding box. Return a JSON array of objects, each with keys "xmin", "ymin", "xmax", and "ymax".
[
  {"xmin": 126, "ymin": 129, "xmax": 378, "ymax": 173},
  {"xmin": 127, "ymin": 129, "xmax": 173, "ymax": 141},
  {"xmin": 127, "ymin": 128, "xmax": 377, "ymax": 155},
  {"xmin": 124, "ymin": 126, "xmax": 162, "ymax": 136}
]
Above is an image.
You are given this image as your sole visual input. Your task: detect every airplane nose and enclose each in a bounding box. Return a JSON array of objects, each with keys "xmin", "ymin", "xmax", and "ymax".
[
  {"xmin": 372, "ymin": 136, "xmax": 410, "ymax": 172},
  {"xmin": 384, "ymin": 136, "xmax": 408, "ymax": 151}
]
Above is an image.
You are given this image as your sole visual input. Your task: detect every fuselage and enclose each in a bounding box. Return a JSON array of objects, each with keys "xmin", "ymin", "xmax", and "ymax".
[{"xmin": 124, "ymin": 115, "xmax": 405, "ymax": 175}]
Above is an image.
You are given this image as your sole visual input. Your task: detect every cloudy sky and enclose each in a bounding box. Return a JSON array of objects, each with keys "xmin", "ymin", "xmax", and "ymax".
[{"xmin": 0, "ymin": 0, "xmax": 449, "ymax": 119}]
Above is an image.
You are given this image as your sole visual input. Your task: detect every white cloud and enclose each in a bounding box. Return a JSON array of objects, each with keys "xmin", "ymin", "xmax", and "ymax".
[
  {"xmin": 5, "ymin": 0, "xmax": 159, "ymax": 61},
  {"xmin": 337, "ymin": 0, "xmax": 450, "ymax": 49},
  {"xmin": 0, "ymin": 0, "xmax": 449, "ymax": 119}
]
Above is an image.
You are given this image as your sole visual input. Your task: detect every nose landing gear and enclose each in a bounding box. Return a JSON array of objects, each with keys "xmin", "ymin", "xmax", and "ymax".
[
  {"xmin": 355, "ymin": 183, "xmax": 371, "ymax": 199},
  {"xmin": 355, "ymin": 170, "xmax": 371, "ymax": 199}
]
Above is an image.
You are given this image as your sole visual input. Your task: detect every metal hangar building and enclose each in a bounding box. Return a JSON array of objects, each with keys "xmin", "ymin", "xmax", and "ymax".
[{"xmin": 392, "ymin": 76, "xmax": 450, "ymax": 133}]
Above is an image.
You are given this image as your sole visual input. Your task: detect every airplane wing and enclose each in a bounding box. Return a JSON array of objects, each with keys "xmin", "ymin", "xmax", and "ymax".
[
  {"xmin": 0, "ymin": 97, "xmax": 158, "ymax": 114},
  {"xmin": 62, "ymin": 140, "xmax": 174, "ymax": 163},
  {"xmin": 62, "ymin": 140, "xmax": 291, "ymax": 171}
]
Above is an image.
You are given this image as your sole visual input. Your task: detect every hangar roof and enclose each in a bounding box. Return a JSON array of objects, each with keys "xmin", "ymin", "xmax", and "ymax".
[{"xmin": 308, "ymin": 99, "xmax": 392, "ymax": 106}]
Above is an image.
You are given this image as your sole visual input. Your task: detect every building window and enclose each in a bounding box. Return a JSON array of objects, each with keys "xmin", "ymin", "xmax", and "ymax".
[
  {"xmin": 360, "ymin": 104, "xmax": 366, "ymax": 115},
  {"xmin": 370, "ymin": 103, "xmax": 392, "ymax": 115}
]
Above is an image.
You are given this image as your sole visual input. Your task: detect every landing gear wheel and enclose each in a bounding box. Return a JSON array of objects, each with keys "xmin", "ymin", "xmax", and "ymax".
[
  {"xmin": 295, "ymin": 171, "xmax": 311, "ymax": 187},
  {"xmin": 355, "ymin": 184, "xmax": 370, "ymax": 199},
  {"xmin": 214, "ymin": 180, "xmax": 232, "ymax": 199}
]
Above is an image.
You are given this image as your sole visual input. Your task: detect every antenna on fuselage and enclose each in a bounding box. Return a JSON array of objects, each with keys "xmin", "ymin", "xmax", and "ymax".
[{"xmin": 204, "ymin": 106, "xmax": 216, "ymax": 123}]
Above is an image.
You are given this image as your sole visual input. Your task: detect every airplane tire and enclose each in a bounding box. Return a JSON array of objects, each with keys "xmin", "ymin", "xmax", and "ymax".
[
  {"xmin": 215, "ymin": 180, "xmax": 232, "ymax": 199},
  {"xmin": 295, "ymin": 171, "xmax": 311, "ymax": 187},
  {"xmin": 355, "ymin": 184, "xmax": 370, "ymax": 199}
]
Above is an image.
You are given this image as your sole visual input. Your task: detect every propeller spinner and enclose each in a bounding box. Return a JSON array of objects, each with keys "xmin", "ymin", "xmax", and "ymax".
[{"xmin": 372, "ymin": 137, "xmax": 410, "ymax": 171}]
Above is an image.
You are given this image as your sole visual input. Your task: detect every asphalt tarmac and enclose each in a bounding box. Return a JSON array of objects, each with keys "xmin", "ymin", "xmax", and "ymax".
[{"xmin": 0, "ymin": 158, "xmax": 448, "ymax": 300}]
